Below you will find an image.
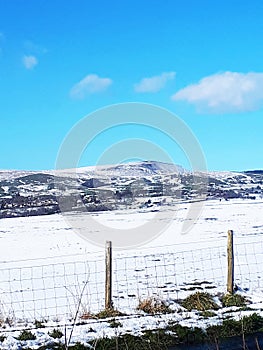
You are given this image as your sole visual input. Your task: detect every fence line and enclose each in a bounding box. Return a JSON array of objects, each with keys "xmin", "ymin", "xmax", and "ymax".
[
  {"xmin": 0, "ymin": 234, "xmax": 262, "ymax": 326},
  {"xmin": 0, "ymin": 257, "xmax": 105, "ymax": 322},
  {"xmin": 112, "ymin": 244, "xmax": 227, "ymax": 312},
  {"xmin": 235, "ymin": 239, "xmax": 263, "ymax": 293}
]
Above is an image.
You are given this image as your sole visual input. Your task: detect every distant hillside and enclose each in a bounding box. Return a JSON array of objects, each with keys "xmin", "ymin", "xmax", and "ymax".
[{"xmin": 0, "ymin": 161, "xmax": 262, "ymax": 219}]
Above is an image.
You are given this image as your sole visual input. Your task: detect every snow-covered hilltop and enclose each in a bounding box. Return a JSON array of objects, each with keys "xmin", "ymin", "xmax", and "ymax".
[{"xmin": 0, "ymin": 161, "xmax": 262, "ymax": 219}]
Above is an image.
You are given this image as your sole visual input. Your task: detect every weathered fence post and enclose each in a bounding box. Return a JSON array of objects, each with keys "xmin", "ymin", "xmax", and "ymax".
[
  {"xmin": 105, "ymin": 240, "xmax": 113, "ymax": 309},
  {"xmin": 227, "ymin": 230, "xmax": 234, "ymax": 294}
]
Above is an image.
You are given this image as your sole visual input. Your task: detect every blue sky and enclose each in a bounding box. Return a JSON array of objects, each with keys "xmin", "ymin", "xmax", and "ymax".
[{"xmin": 0, "ymin": 0, "xmax": 263, "ymax": 171}]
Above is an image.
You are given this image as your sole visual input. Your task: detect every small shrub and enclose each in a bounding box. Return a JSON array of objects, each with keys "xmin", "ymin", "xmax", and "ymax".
[
  {"xmin": 17, "ymin": 329, "xmax": 36, "ymax": 341},
  {"xmin": 48, "ymin": 328, "xmax": 63, "ymax": 339},
  {"xmin": 137, "ymin": 297, "xmax": 171, "ymax": 314},
  {"xmin": 181, "ymin": 292, "xmax": 219, "ymax": 311},
  {"xmin": 221, "ymin": 293, "xmax": 248, "ymax": 307}
]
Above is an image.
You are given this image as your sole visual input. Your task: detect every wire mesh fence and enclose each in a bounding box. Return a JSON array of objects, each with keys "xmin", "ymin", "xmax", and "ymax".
[
  {"xmin": 112, "ymin": 244, "xmax": 227, "ymax": 312},
  {"xmin": 0, "ymin": 235, "xmax": 262, "ymax": 326},
  {"xmin": 235, "ymin": 239, "xmax": 263, "ymax": 294},
  {"xmin": 0, "ymin": 254, "xmax": 105, "ymax": 323}
]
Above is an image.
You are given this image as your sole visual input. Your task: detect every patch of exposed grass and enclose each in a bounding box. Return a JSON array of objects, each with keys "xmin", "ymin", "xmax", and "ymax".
[
  {"xmin": 207, "ymin": 313, "xmax": 263, "ymax": 339},
  {"xmin": 109, "ymin": 319, "xmax": 122, "ymax": 328},
  {"xmin": 242, "ymin": 313, "xmax": 263, "ymax": 333},
  {"xmin": 200, "ymin": 310, "xmax": 217, "ymax": 318},
  {"xmin": 95, "ymin": 308, "xmax": 125, "ymax": 319},
  {"xmin": 221, "ymin": 293, "xmax": 248, "ymax": 307},
  {"xmin": 167, "ymin": 323, "xmax": 207, "ymax": 345},
  {"xmin": 71, "ymin": 343, "xmax": 88, "ymax": 350},
  {"xmin": 18, "ymin": 314, "xmax": 263, "ymax": 350},
  {"xmin": 17, "ymin": 329, "xmax": 36, "ymax": 341},
  {"xmin": 181, "ymin": 292, "xmax": 219, "ymax": 311},
  {"xmin": 48, "ymin": 328, "xmax": 63, "ymax": 339},
  {"xmin": 81, "ymin": 308, "xmax": 125, "ymax": 320},
  {"xmin": 137, "ymin": 297, "xmax": 172, "ymax": 314},
  {"xmin": 34, "ymin": 320, "xmax": 45, "ymax": 328}
]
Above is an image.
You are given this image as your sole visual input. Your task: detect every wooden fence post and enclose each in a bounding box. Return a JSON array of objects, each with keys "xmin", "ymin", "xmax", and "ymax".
[
  {"xmin": 105, "ymin": 240, "xmax": 113, "ymax": 309},
  {"xmin": 227, "ymin": 230, "xmax": 234, "ymax": 294}
]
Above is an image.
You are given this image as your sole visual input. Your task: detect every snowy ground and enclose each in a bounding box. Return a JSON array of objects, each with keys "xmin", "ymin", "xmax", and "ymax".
[{"xmin": 0, "ymin": 198, "xmax": 263, "ymax": 348}]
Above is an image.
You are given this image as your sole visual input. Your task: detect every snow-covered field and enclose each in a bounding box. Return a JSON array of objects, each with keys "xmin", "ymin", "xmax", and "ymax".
[{"xmin": 0, "ymin": 198, "xmax": 263, "ymax": 348}]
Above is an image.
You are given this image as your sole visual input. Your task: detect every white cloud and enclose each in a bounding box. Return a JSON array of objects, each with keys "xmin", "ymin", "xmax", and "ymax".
[
  {"xmin": 70, "ymin": 74, "xmax": 112, "ymax": 99},
  {"xmin": 22, "ymin": 55, "xmax": 38, "ymax": 69},
  {"xmin": 172, "ymin": 71, "xmax": 263, "ymax": 113},
  {"xmin": 134, "ymin": 72, "xmax": 175, "ymax": 93}
]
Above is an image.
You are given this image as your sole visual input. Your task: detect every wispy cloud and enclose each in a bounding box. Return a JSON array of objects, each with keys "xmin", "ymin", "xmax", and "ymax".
[
  {"xmin": 22, "ymin": 55, "xmax": 38, "ymax": 69},
  {"xmin": 21, "ymin": 40, "xmax": 47, "ymax": 69},
  {"xmin": 70, "ymin": 74, "xmax": 112, "ymax": 99},
  {"xmin": 172, "ymin": 71, "xmax": 263, "ymax": 113},
  {"xmin": 134, "ymin": 72, "xmax": 175, "ymax": 93},
  {"xmin": 24, "ymin": 40, "xmax": 48, "ymax": 55}
]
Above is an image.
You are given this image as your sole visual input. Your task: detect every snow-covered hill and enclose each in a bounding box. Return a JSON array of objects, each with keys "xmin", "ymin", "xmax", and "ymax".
[{"xmin": 0, "ymin": 161, "xmax": 262, "ymax": 219}]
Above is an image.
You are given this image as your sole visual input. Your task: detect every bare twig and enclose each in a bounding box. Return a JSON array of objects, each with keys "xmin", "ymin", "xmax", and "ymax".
[{"xmin": 65, "ymin": 279, "xmax": 89, "ymax": 349}]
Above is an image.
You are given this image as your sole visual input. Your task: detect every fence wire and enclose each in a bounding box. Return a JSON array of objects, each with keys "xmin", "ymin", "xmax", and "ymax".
[
  {"xmin": 113, "ymin": 244, "xmax": 226, "ymax": 312},
  {"xmin": 0, "ymin": 255, "xmax": 105, "ymax": 323},
  {"xmin": 0, "ymin": 236, "xmax": 262, "ymax": 326},
  {"xmin": 235, "ymin": 239, "xmax": 263, "ymax": 294}
]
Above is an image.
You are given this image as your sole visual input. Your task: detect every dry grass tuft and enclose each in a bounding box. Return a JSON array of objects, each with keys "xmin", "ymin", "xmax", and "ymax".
[
  {"xmin": 137, "ymin": 297, "xmax": 171, "ymax": 314},
  {"xmin": 181, "ymin": 292, "xmax": 219, "ymax": 311}
]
